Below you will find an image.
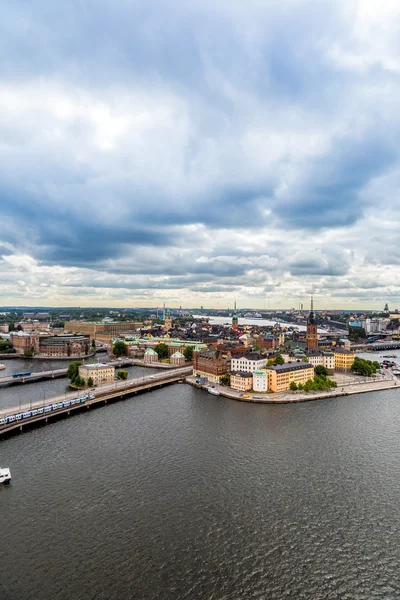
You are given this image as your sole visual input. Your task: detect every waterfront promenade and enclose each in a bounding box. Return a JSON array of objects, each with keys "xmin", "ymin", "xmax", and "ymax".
[{"xmin": 187, "ymin": 372, "xmax": 400, "ymax": 404}]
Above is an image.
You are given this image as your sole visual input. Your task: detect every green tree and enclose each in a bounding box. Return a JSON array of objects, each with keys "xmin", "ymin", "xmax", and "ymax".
[
  {"xmin": 183, "ymin": 346, "xmax": 194, "ymax": 362},
  {"xmin": 302, "ymin": 356, "xmax": 309, "ymax": 362},
  {"xmin": 290, "ymin": 381, "xmax": 298, "ymax": 391},
  {"xmin": 84, "ymin": 343, "xmax": 89, "ymax": 355},
  {"xmin": 275, "ymin": 354, "xmax": 285, "ymax": 365},
  {"xmin": 220, "ymin": 375, "xmax": 231, "ymax": 386},
  {"xmin": 87, "ymin": 377, "xmax": 94, "ymax": 387},
  {"xmin": 113, "ymin": 341, "xmax": 128, "ymax": 357},
  {"xmin": 67, "ymin": 361, "xmax": 83, "ymax": 381},
  {"xmin": 24, "ymin": 346, "xmax": 35, "ymax": 357},
  {"xmin": 315, "ymin": 365, "xmax": 328, "ymax": 377},
  {"xmin": 67, "ymin": 344, "xmax": 71, "ymax": 356},
  {"xmin": 117, "ymin": 369, "xmax": 128, "ymax": 380},
  {"xmin": 154, "ymin": 343, "xmax": 169, "ymax": 359},
  {"xmin": 91, "ymin": 339, "xmax": 96, "ymax": 349},
  {"xmin": 351, "ymin": 356, "xmax": 378, "ymax": 377},
  {"xmin": 267, "ymin": 358, "xmax": 275, "ymax": 366}
]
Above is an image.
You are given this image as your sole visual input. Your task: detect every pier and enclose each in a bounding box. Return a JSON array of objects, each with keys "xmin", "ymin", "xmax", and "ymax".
[
  {"xmin": 0, "ymin": 358, "xmax": 136, "ymax": 386},
  {"xmin": 0, "ymin": 366, "xmax": 192, "ymax": 437}
]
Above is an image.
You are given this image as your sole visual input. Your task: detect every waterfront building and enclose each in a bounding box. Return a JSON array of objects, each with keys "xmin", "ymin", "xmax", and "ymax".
[
  {"xmin": 266, "ymin": 362, "xmax": 315, "ymax": 392},
  {"xmin": 144, "ymin": 348, "xmax": 159, "ymax": 363},
  {"xmin": 322, "ymin": 352, "xmax": 335, "ymax": 374},
  {"xmin": 11, "ymin": 332, "xmax": 90, "ymax": 357},
  {"xmin": 306, "ymin": 297, "xmax": 318, "ymax": 351},
  {"xmin": 333, "ymin": 348, "xmax": 355, "ymax": 372},
  {"xmin": 78, "ymin": 363, "xmax": 115, "ymax": 386},
  {"xmin": 170, "ymin": 351, "xmax": 185, "ymax": 365},
  {"xmin": 230, "ymin": 372, "xmax": 253, "ymax": 391},
  {"xmin": 193, "ymin": 350, "xmax": 230, "ymax": 383},
  {"xmin": 231, "ymin": 353, "xmax": 267, "ymax": 373},
  {"xmin": 253, "ymin": 370, "xmax": 269, "ymax": 392}
]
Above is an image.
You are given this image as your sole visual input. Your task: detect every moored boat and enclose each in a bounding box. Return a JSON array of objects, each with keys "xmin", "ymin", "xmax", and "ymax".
[
  {"xmin": 0, "ymin": 467, "xmax": 11, "ymax": 485},
  {"xmin": 207, "ymin": 387, "xmax": 221, "ymax": 396}
]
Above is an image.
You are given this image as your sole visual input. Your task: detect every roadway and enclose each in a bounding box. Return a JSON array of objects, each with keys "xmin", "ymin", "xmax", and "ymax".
[{"xmin": 0, "ymin": 366, "xmax": 192, "ymax": 417}]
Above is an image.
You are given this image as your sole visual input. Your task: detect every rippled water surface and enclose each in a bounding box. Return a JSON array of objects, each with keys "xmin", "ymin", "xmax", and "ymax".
[{"xmin": 2, "ymin": 385, "xmax": 400, "ymax": 599}]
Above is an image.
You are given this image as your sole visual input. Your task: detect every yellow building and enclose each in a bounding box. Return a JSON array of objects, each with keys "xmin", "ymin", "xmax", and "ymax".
[
  {"xmin": 65, "ymin": 321, "xmax": 142, "ymax": 339},
  {"xmin": 266, "ymin": 362, "xmax": 315, "ymax": 392},
  {"xmin": 78, "ymin": 363, "xmax": 115, "ymax": 386},
  {"xmin": 230, "ymin": 372, "xmax": 253, "ymax": 391},
  {"xmin": 333, "ymin": 349, "xmax": 355, "ymax": 372}
]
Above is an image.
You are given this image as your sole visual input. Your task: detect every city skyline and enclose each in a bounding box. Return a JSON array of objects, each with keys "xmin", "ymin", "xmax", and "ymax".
[{"xmin": 1, "ymin": 1, "xmax": 400, "ymax": 308}]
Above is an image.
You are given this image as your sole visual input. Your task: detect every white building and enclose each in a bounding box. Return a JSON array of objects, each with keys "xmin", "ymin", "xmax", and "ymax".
[
  {"xmin": 253, "ymin": 370, "xmax": 269, "ymax": 392},
  {"xmin": 306, "ymin": 351, "xmax": 335, "ymax": 374},
  {"xmin": 78, "ymin": 363, "xmax": 115, "ymax": 385},
  {"xmin": 231, "ymin": 354, "xmax": 267, "ymax": 373}
]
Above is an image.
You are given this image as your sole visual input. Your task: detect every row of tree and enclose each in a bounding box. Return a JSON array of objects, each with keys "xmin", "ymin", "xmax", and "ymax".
[{"xmin": 351, "ymin": 357, "xmax": 380, "ymax": 377}]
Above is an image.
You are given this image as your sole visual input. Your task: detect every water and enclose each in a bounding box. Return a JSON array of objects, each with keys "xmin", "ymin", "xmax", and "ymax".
[
  {"xmin": 2, "ymin": 384, "xmax": 400, "ymax": 599},
  {"xmin": 0, "ymin": 358, "xmax": 165, "ymax": 411},
  {"xmin": 194, "ymin": 315, "xmax": 326, "ymax": 332}
]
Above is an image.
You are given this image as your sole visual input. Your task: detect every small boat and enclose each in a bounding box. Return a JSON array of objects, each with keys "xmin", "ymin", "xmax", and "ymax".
[
  {"xmin": 207, "ymin": 387, "xmax": 221, "ymax": 396},
  {"xmin": 0, "ymin": 467, "xmax": 11, "ymax": 485}
]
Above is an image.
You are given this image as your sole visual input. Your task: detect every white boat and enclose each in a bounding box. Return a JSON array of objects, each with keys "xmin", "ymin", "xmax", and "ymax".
[
  {"xmin": 207, "ymin": 387, "xmax": 221, "ymax": 396},
  {"xmin": 0, "ymin": 467, "xmax": 11, "ymax": 485}
]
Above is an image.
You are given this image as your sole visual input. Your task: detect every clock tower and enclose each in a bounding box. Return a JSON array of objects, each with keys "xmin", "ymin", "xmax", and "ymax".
[{"xmin": 306, "ymin": 296, "xmax": 318, "ymax": 351}]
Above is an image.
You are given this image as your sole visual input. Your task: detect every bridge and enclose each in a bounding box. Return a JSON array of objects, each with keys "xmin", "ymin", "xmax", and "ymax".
[
  {"xmin": 0, "ymin": 358, "xmax": 137, "ymax": 386},
  {"xmin": 352, "ymin": 341, "xmax": 400, "ymax": 351},
  {"xmin": 0, "ymin": 366, "xmax": 192, "ymax": 437}
]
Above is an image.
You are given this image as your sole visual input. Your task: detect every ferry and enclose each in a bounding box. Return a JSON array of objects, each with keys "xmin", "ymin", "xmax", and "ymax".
[
  {"xmin": 0, "ymin": 467, "xmax": 11, "ymax": 485},
  {"xmin": 207, "ymin": 387, "xmax": 221, "ymax": 396}
]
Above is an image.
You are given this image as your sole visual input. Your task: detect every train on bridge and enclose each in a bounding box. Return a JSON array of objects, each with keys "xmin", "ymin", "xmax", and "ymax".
[
  {"xmin": 0, "ymin": 393, "xmax": 95, "ymax": 426},
  {"xmin": 12, "ymin": 372, "xmax": 32, "ymax": 379}
]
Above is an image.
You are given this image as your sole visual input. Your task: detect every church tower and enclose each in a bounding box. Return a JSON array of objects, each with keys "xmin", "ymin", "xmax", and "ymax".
[
  {"xmin": 306, "ymin": 296, "xmax": 318, "ymax": 351},
  {"xmin": 164, "ymin": 308, "xmax": 173, "ymax": 332},
  {"xmin": 232, "ymin": 301, "xmax": 238, "ymax": 330}
]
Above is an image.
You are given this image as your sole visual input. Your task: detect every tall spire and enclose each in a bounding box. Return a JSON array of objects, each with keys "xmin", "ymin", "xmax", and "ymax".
[
  {"xmin": 234, "ymin": 299, "xmax": 237, "ymax": 311},
  {"xmin": 311, "ymin": 295, "xmax": 314, "ymax": 312}
]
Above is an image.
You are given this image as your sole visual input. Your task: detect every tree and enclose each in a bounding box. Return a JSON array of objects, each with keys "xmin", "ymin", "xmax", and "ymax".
[
  {"xmin": 290, "ymin": 381, "xmax": 298, "ymax": 391},
  {"xmin": 113, "ymin": 341, "xmax": 128, "ymax": 357},
  {"xmin": 67, "ymin": 361, "xmax": 83, "ymax": 381},
  {"xmin": 117, "ymin": 369, "xmax": 128, "ymax": 380},
  {"xmin": 220, "ymin": 375, "xmax": 231, "ymax": 386},
  {"xmin": 183, "ymin": 346, "xmax": 193, "ymax": 362},
  {"xmin": 84, "ymin": 343, "xmax": 89, "ymax": 355},
  {"xmin": 24, "ymin": 346, "xmax": 35, "ymax": 357},
  {"xmin": 87, "ymin": 377, "xmax": 94, "ymax": 387},
  {"xmin": 91, "ymin": 339, "xmax": 96, "ymax": 349},
  {"xmin": 154, "ymin": 343, "xmax": 169, "ymax": 359},
  {"xmin": 302, "ymin": 356, "xmax": 309, "ymax": 362},
  {"xmin": 351, "ymin": 356, "xmax": 378, "ymax": 377},
  {"xmin": 267, "ymin": 358, "xmax": 275, "ymax": 366},
  {"xmin": 275, "ymin": 354, "xmax": 285, "ymax": 365},
  {"xmin": 315, "ymin": 365, "xmax": 328, "ymax": 377}
]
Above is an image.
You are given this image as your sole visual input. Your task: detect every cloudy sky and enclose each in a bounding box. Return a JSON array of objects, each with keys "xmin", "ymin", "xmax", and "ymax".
[{"xmin": 1, "ymin": 0, "xmax": 400, "ymax": 309}]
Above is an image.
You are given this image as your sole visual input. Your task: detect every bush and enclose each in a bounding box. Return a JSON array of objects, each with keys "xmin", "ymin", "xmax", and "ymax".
[
  {"xmin": 183, "ymin": 346, "xmax": 193, "ymax": 362},
  {"xmin": 113, "ymin": 341, "xmax": 128, "ymax": 357},
  {"xmin": 154, "ymin": 343, "xmax": 169, "ymax": 359},
  {"xmin": 290, "ymin": 381, "xmax": 298, "ymax": 391},
  {"xmin": 117, "ymin": 370, "xmax": 128, "ymax": 380}
]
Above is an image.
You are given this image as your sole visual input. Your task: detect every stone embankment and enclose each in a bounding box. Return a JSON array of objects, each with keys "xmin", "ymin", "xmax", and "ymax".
[{"xmin": 186, "ymin": 376, "xmax": 400, "ymax": 404}]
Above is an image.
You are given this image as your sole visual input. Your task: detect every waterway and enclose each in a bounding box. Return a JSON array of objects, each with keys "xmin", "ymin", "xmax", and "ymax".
[
  {"xmin": 2, "ymin": 385, "xmax": 400, "ymax": 599},
  {"xmin": 194, "ymin": 314, "xmax": 327, "ymax": 332},
  {"xmin": 0, "ymin": 357, "xmax": 165, "ymax": 412}
]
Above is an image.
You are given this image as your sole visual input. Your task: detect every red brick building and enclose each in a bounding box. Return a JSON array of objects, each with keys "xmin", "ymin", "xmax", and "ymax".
[{"xmin": 193, "ymin": 350, "xmax": 230, "ymax": 383}]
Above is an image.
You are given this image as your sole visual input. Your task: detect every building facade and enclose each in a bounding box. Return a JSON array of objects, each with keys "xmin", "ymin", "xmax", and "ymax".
[
  {"xmin": 144, "ymin": 348, "xmax": 159, "ymax": 363},
  {"xmin": 78, "ymin": 364, "xmax": 115, "ymax": 385},
  {"xmin": 253, "ymin": 370, "xmax": 269, "ymax": 392},
  {"xmin": 231, "ymin": 354, "xmax": 266, "ymax": 373},
  {"xmin": 11, "ymin": 332, "xmax": 90, "ymax": 356},
  {"xmin": 333, "ymin": 349, "xmax": 355, "ymax": 372},
  {"xmin": 266, "ymin": 362, "xmax": 315, "ymax": 392},
  {"xmin": 193, "ymin": 350, "xmax": 230, "ymax": 383},
  {"xmin": 230, "ymin": 372, "xmax": 253, "ymax": 391},
  {"xmin": 170, "ymin": 351, "xmax": 185, "ymax": 365},
  {"xmin": 65, "ymin": 321, "xmax": 142, "ymax": 339}
]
